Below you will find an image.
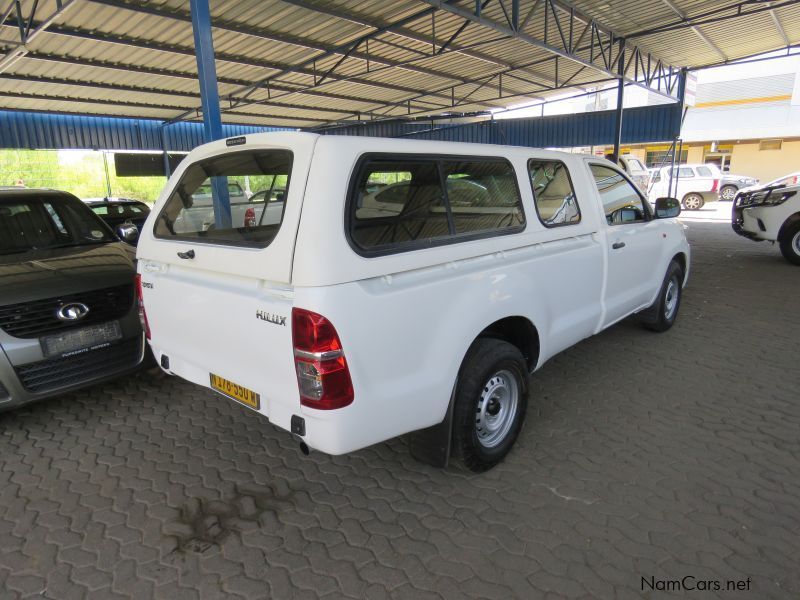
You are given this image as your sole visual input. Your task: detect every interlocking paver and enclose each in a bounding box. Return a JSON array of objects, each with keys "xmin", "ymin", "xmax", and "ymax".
[{"xmin": 0, "ymin": 222, "xmax": 798, "ymax": 599}]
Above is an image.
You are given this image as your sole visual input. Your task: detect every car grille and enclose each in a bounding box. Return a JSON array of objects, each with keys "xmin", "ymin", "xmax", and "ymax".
[
  {"xmin": 14, "ymin": 338, "xmax": 141, "ymax": 393},
  {"xmin": 0, "ymin": 284, "xmax": 133, "ymax": 338}
]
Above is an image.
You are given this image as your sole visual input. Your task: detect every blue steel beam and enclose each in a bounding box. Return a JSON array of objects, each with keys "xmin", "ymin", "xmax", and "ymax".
[{"xmin": 189, "ymin": 0, "xmax": 230, "ymax": 228}]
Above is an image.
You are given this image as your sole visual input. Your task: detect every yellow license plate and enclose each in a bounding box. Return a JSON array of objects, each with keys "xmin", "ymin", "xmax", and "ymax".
[{"xmin": 210, "ymin": 374, "xmax": 260, "ymax": 410}]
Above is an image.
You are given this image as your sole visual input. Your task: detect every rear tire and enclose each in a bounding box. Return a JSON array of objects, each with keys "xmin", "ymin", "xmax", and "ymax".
[
  {"xmin": 779, "ymin": 222, "xmax": 800, "ymax": 266},
  {"xmin": 452, "ymin": 339, "xmax": 528, "ymax": 472},
  {"xmin": 640, "ymin": 260, "xmax": 684, "ymax": 332},
  {"xmin": 682, "ymin": 193, "xmax": 705, "ymax": 210},
  {"xmin": 720, "ymin": 185, "xmax": 737, "ymax": 201}
]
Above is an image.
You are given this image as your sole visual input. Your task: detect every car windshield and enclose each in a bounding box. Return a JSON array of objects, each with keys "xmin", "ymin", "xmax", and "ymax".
[
  {"xmin": 765, "ymin": 172, "xmax": 800, "ymax": 187},
  {"xmin": 0, "ymin": 194, "xmax": 115, "ymax": 255}
]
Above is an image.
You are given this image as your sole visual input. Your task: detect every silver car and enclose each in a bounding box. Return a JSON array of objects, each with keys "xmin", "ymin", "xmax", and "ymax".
[{"xmin": 0, "ymin": 188, "xmax": 146, "ymax": 411}]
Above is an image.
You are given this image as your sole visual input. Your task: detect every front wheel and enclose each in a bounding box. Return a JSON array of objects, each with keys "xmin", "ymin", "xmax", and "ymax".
[
  {"xmin": 452, "ymin": 339, "xmax": 528, "ymax": 472},
  {"xmin": 779, "ymin": 222, "xmax": 800, "ymax": 266},
  {"xmin": 640, "ymin": 260, "xmax": 684, "ymax": 332},
  {"xmin": 682, "ymin": 193, "xmax": 705, "ymax": 210},
  {"xmin": 720, "ymin": 185, "xmax": 737, "ymax": 201}
]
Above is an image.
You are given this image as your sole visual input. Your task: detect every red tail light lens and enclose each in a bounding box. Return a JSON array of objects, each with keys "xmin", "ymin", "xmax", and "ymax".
[
  {"xmin": 711, "ymin": 179, "xmax": 719, "ymax": 193},
  {"xmin": 292, "ymin": 308, "xmax": 353, "ymax": 410},
  {"xmin": 244, "ymin": 207, "xmax": 256, "ymax": 227},
  {"xmin": 135, "ymin": 274, "xmax": 151, "ymax": 340}
]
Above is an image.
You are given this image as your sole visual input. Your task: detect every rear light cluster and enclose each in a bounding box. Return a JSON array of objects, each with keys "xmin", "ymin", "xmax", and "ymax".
[
  {"xmin": 134, "ymin": 274, "xmax": 151, "ymax": 340},
  {"xmin": 292, "ymin": 308, "xmax": 353, "ymax": 410},
  {"xmin": 244, "ymin": 207, "xmax": 257, "ymax": 227},
  {"xmin": 711, "ymin": 179, "xmax": 719, "ymax": 193}
]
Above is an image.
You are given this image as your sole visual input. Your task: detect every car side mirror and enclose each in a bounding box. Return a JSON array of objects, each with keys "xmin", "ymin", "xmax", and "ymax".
[
  {"xmin": 116, "ymin": 223, "xmax": 140, "ymax": 244},
  {"xmin": 655, "ymin": 197, "xmax": 681, "ymax": 218}
]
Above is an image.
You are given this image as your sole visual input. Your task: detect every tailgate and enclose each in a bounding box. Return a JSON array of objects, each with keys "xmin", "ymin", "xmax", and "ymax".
[
  {"xmin": 140, "ymin": 264, "xmax": 297, "ymax": 418},
  {"xmin": 136, "ymin": 134, "xmax": 317, "ymax": 420}
]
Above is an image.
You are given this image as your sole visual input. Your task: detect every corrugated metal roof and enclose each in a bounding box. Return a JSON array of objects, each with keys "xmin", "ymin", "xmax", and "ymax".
[
  {"xmin": 0, "ymin": 109, "xmax": 282, "ymax": 150},
  {"xmin": 0, "ymin": 0, "xmax": 797, "ymax": 132}
]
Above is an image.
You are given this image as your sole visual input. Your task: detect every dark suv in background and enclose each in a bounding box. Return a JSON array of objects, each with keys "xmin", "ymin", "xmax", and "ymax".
[{"xmin": 0, "ymin": 188, "xmax": 145, "ymax": 411}]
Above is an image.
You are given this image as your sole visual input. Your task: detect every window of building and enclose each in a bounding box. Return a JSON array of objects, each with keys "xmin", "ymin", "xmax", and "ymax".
[
  {"xmin": 759, "ymin": 139, "xmax": 782, "ymax": 151},
  {"xmin": 645, "ymin": 149, "xmax": 688, "ymax": 168}
]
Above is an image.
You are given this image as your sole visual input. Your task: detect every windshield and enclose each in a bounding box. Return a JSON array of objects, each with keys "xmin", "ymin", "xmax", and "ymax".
[
  {"xmin": 0, "ymin": 194, "xmax": 115, "ymax": 256},
  {"xmin": 766, "ymin": 172, "xmax": 799, "ymax": 187},
  {"xmin": 154, "ymin": 149, "xmax": 292, "ymax": 247}
]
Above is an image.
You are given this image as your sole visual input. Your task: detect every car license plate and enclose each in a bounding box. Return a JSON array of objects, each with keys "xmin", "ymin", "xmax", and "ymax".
[
  {"xmin": 209, "ymin": 373, "xmax": 260, "ymax": 410},
  {"xmin": 41, "ymin": 321, "xmax": 122, "ymax": 357}
]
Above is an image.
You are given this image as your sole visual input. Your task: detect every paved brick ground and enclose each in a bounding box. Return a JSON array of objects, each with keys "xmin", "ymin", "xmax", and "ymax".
[{"xmin": 1, "ymin": 221, "xmax": 798, "ymax": 599}]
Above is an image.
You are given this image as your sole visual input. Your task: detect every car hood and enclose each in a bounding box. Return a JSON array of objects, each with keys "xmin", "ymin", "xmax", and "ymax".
[{"xmin": 0, "ymin": 242, "xmax": 136, "ymax": 306}]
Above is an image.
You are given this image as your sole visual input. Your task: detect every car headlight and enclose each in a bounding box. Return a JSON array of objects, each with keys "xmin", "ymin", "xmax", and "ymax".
[{"xmin": 760, "ymin": 190, "xmax": 796, "ymax": 206}]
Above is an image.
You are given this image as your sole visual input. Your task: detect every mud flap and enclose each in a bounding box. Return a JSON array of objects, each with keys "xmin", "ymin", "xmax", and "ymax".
[{"xmin": 408, "ymin": 387, "xmax": 455, "ymax": 468}]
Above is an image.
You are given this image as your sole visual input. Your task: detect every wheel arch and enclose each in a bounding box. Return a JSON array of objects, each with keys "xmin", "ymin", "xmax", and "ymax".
[
  {"xmin": 777, "ymin": 212, "xmax": 800, "ymax": 242},
  {"xmin": 671, "ymin": 251, "xmax": 688, "ymax": 282},
  {"xmin": 475, "ymin": 315, "xmax": 541, "ymax": 374},
  {"xmin": 409, "ymin": 315, "xmax": 540, "ymax": 468}
]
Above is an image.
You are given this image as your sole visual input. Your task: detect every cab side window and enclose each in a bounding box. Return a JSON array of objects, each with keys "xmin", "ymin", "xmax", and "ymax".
[
  {"xmin": 349, "ymin": 156, "xmax": 524, "ymax": 254},
  {"xmin": 528, "ymin": 160, "xmax": 581, "ymax": 226},
  {"xmin": 590, "ymin": 164, "xmax": 649, "ymax": 225}
]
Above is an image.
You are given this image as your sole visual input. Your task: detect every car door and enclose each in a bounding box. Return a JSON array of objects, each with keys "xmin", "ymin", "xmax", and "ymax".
[
  {"xmin": 672, "ymin": 166, "xmax": 696, "ymax": 199},
  {"xmin": 588, "ymin": 162, "xmax": 663, "ymax": 326}
]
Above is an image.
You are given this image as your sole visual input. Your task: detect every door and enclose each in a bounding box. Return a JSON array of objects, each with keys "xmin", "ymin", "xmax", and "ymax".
[
  {"xmin": 589, "ymin": 163, "xmax": 663, "ymax": 326},
  {"xmin": 671, "ymin": 166, "xmax": 697, "ymax": 199}
]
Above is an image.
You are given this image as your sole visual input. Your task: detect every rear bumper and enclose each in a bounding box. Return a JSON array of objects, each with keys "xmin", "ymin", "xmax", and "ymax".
[{"xmin": 151, "ymin": 345, "xmax": 417, "ymax": 457}]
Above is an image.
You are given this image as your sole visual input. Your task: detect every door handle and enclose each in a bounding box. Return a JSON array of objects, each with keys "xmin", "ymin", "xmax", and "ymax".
[
  {"xmin": 612, "ymin": 241, "xmax": 626, "ymax": 250},
  {"xmin": 177, "ymin": 249, "xmax": 195, "ymax": 259}
]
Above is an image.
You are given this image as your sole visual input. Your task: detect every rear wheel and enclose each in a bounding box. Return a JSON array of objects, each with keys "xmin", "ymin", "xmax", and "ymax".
[
  {"xmin": 682, "ymin": 193, "xmax": 705, "ymax": 210},
  {"xmin": 640, "ymin": 260, "xmax": 684, "ymax": 332},
  {"xmin": 779, "ymin": 222, "xmax": 800, "ymax": 266},
  {"xmin": 452, "ymin": 339, "xmax": 528, "ymax": 472},
  {"xmin": 720, "ymin": 185, "xmax": 737, "ymax": 201}
]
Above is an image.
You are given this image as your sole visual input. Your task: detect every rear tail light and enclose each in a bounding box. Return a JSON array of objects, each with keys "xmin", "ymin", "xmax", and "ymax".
[
  {"xmin": 292, "ymin": 308, "xmax": 353, "ymax": 410},
  {"xmin": 135, "ymin": 274, "xmax": 151, "ymax": 340},
  {"xmin": 244, "ymin": 207, "xmax": 256, "ymax": 227},
  {"xmin": 711, "ymin": 179, "xmax": 719, "ymax": 193}
]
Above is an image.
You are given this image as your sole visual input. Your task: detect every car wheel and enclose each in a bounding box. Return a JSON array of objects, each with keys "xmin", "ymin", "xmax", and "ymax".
[
  {"xmin": 720, "ymin": 185, "xmax": 737, "ymax": 201},
  {"xmin": 778, "ymin": 222, "xmax": 800, "ymax": 266},
  {"xmin": 639, "ymin": 260, "xmax": 684, "ymax": 333},
  {"xmin": 452, "ymin": 339, "xmax": 528, "ymax": 472},
  {"xmin": 682, "ymin": 194, "xmax": 705, "ymax": 210}
]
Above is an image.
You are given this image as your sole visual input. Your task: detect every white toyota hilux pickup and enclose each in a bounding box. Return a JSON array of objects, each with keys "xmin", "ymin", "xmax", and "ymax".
[
  {"xmin": 136, "ymin": 133, "xmax": 690, "ymax": 472},
  {"xmin": 732, "ymin": 180, "xmax": 800, "ymax": 265}
]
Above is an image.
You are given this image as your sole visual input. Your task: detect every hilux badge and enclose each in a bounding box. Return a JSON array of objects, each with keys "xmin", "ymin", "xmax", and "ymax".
[{"xmin": 256, "ymin": 310, "xmax": 286, "ymax": 326}]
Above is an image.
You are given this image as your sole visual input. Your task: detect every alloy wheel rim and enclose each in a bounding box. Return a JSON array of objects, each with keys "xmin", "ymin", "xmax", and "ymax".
[
  {"xmin": 793, "ymin": 231, "xmax": 800, "ymax": 255},
  {"xmin": 685, "ymin": 196, "xmax": 701, "ymax": 210},
  {"xmin": 664, "ymin": 276, "xmax": 679, "ymax": 320},
  {"xmin": 721, "ymin": 187, "xmax": 735, "ymax": 200},
  {"xmin": 475, "ymin": 370, "xmax": 519, "ymax": 449}
]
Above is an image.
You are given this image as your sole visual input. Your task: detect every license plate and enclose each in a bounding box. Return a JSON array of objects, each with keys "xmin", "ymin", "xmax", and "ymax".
[
  {"xmin": 209, "ymin": 373, "xmax": 260, "ymax": 410},
  {"xmin": 41, "ymin": 321, "xmax": 122, "ymax": 357}
]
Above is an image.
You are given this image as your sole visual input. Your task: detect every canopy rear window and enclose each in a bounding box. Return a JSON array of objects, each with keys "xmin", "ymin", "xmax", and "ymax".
[{"xmin": 154, "ymin": 150, "xmax": 292, "ymax": 247}]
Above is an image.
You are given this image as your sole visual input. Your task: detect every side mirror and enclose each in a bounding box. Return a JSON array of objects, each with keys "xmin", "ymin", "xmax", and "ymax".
[
  {"xmin": 116, "ymin": 223, "xmax": 140, "ymax": 245},
  {"xmin": 655, "ymin": 197, "xmax": 681, "ymax": 218}
]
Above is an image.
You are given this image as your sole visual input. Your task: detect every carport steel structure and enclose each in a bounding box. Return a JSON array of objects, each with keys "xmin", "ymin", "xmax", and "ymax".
[{"xmin": 1, "ymin": 0, "xmax": 799, "ymax": 219}]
